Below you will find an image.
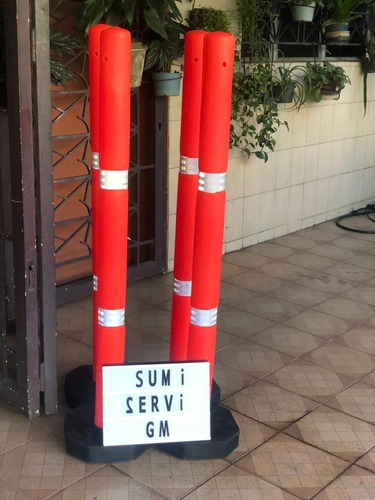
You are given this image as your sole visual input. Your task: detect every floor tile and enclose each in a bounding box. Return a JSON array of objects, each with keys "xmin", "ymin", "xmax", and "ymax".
[
  {"xmin": 56, "ymin": 303, "xmax": 91, "ymax": 334},
  {"xmin": 347, "ymin": 255, "xmax": 375, "ymax": 271},
  {"xmin": 284, "ymin": 253, "xmax": 334, "ymax": 272},
  {"xmin": 223, "ymin": 381, "xmax": 317, "ymax": 430},
  {"xmin": 295, "ymin": 273, "xmax": 354, "ymax": 295},
  {"xmin": 223, "ymin": 250, "xmax": 271, "ymax": 269},
  {"xmin": 284, "ymin": 310, "xmax": 353, "ymax": 340},
  {"xmin": 113, "ymin": 447, "xmax": 228, "ymax": 500},
  {"xmin": 316, "ymin": 221, "xmax": 349, "ymax": 235},
  {"xmin": 56, "ymin": 334, "xmax": 92, "ymax": 377},
  {"xmin": 341, "ymin": 284, "xmax": 375, "ymax": 306},
  {"xmin": 336, "ymin": 326, "xmax": 375, "ymax": 355},
  {"xmin": 331, "ymin": 235, "xmax": 375, "ymax": 252},
  {"xmin": 127, "ymin": 280, "xmax": 173, "ymax": 306},
  {"xmin": 249, "ymin": 242, "xmax": 297, "ymax": 259},
  {"xmin": 326, "ymin": 381, "xmax": 375, "ymax": 423},
  {"xmin": 306, "ymin": 243, "xmax": 356, "ymax": 261},
  {"xmin": 362, "ymin": 372, "xmax": 375, "ymax": 388},
  {"xmin": 235, "ymin": 433, "xmax": 348, "ymax": 499},
  {"xmin": 217, "ymin": 308, "xmax": 274, "ymax": 338},
  {"xmin": 285, "ymin": 405, "xmax": 375, "ymax": 462},
  {"xmin": 224, "ymin": 270, "xmax": 287, "ymax": 294},
  {"xmin": 274, "ymin": 234, "xmax": 318, "ymax": 251},
  {"xmin": 0, "ymin": 478, "xmax": 30, "ymax": 500},
  {"xmin": 356, "ymin": 446, "xmax": 375, "ymax": 473},
  {"xmin": 314, "ymin": 464, "xmax": 375, "ymax": 499},
  {"xmin": 125, "ymin": 329, "xmax": 169, "ymax": 363},
  {"xmin": 126, "ymin": 306, "xmax": 171, "ymax": 337},
  {"xmin": 314, "ymin": 297, "xmax": 375, "ymax": 323},
  {"xmin": 259, "ymin": 262, "xmax": 314, "ymax": 282},
  {"xmin": 324, "ymin": 262, "xmax": 375, "ymax": 283},
  {"xmin": 184, "ymin": 465, "xmax": 300, "ymax": 500},
  {"xmin": 294, "ymin": 228, "xmax": 340, "ymax": 243},
  {"xmin": 270, "ymin": 284, "xmax": 332, "ymax": 308},
  {"xmin": 250, "ymin": 325, "xmax": 324, "ymax": 357},
  {"xmin": 218, "ymin": 282, "xmax": 259, "ymax": 307},
  {"xmin": 265, "ymin": 360, "xmax": 354, "ymax": 403},
  {"xmin": 236, "ymin": 296, "xmax": 305, "ymax": 323},
  {"xmin": 302, "ymin": 342, "xmax": 375, "ymax": 379},
  {"xmin": 220, "ymin": 261, "xmax": 245, "ymax": 280},
  {"xmin": 52, "ymin": 464, "xmax": 164, "ymax": 500},
  {"xmin": 215, "ymin": 340, "xmax": 294, "ymax": 382},
  {"xmin": 213, "ymin": 361, "xmax": 257, "ymax": 399},
  {"xmin": 225, "ymin": 410, "xmax": 277, "ymax": 463}
]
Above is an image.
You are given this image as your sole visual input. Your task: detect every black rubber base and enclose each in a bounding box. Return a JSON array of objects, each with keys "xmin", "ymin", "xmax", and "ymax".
[
  {"xmin": 65, "ymin": 365, "xmax": 95, "ymax": 408},
  {"xmin": 157, "ymin": 405, "xmax": 239, "ymax": 459},
  {"xmin": 65, "ymin": 402, "xmax": 148, "ymax": 463},
  {"xmin": 65, "ymin": 363, "xmax": 221, "ymax": 408}
]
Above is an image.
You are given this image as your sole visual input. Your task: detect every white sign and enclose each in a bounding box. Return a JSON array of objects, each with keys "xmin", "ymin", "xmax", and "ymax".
[{"xmin": 102, "ymin": 362, "xmax": 211, "ymax": 446}]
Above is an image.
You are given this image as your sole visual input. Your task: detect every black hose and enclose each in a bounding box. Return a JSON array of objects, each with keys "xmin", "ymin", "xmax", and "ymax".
[{"xmin": 335, "ymin": 205, "xmax": 375, "ymax": 234}]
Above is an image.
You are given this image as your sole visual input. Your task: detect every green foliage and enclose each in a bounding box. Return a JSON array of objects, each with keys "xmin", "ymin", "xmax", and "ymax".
[
  {"xmin": 50, "ymin": 28, "xmax": 80, "ymax": 86},
  {"xmin": 188, "ymin": 6, "xmax": 231, "ymax": 33},
  {"xmin": 79, "ymin": 0, "xmax": 183, "ymax": 40},
  {"xmin": 322, "ymin": 0, "xmax": 364, "ymax": 26},
  {"xmin": 230, "ymin": 62, "xmax": 289, "ymax": 162},
  {"xmin": 363, "ymin": 3, "xmax": 375, "ymax": 113},
  {"xmin": 304, "ymin": 61, "xmax": 350, "ymax": 102},
  {"xmin": 236, "ymin": 0, "xmax": 272, "ymax": 62},
  {"xmin": 271, "ymin": 64, "xmax": 309, "ymax": 110},
  {"xmin": 144, "ymin": 20, "xmax": 184, "ymax": 72}
]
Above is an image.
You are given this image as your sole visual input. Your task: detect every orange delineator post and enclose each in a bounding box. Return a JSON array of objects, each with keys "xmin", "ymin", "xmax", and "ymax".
[
  {"xmin": 187, "ymin": 32, "xmax": 235, "ymax": 386},
  {"xmin": 94, "ymin": 27, "xmax": 131, "ymax": 428},
  {"xmin": 89, "ymin": 24, "xmax": 109, "ymax": 382},
  {"xmin": 170, "ymin": 30, "xmax": 207, "ymax": 362}
]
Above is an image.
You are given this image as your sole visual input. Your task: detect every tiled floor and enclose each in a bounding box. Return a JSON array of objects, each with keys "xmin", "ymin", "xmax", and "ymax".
[{"xmin": 2, "ymin": 218, "xmax": 375, "ymax": 498}]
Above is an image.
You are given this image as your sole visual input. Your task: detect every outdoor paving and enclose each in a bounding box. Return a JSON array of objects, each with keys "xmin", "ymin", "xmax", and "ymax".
[{"xmin": 1, "ymin": 219, "xmax": 375, "ymax": 498}]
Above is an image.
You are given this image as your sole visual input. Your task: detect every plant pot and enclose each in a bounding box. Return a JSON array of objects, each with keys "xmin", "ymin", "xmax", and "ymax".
[
  {"xmin": 273, "ymin": 82, "xmax": 295, "ymax": 103},
  {"xmin": 290, "ymin": 1, "xmax": 316, "ymax": 22},
  {"xmin": 152, "ymin": 72, "xmax": 182, "ymax": 97},
  {"xmin": 131, "ymin": 43, "xmax": 147, "ymax": 88},
  {"xmin": 324, "ymin": 23, "xmax": 350, "ymax": 43},
  {"xmin": 320, "ymin": 83, "xmax": 341, "ymax": 100}
]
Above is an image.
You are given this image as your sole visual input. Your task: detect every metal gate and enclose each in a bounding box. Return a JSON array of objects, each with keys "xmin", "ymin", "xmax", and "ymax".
[{"xmin": 0, "ymin": 0, "xmax": 57, "ymax": 416}]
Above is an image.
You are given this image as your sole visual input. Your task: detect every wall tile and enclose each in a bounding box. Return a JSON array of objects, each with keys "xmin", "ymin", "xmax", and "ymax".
[
  {"xmin": 290, "ymin": 147, "xmax": 305, "ymax": 185},
  {"xmin": 328, "ymin": 175, "xmax": 342, "ymax": 211},
  {"xmin": 341, "ymin": 137, "xmax": 355, "ymax": 174},
  {"xmin": 276, "ymin": 149, "xmax": 291, "ymax": 189},
  {"xmin": 243, "ymin": 234, "xmax": 259, "ymax": 247},
  {"xmin": 340, "ymin": 172, "xmax": 352, "ymax": 208},
  {"xmin": 168, "ymin": 125, "xmax": 181, "ymax": 172},
  {"xmin": 305, "ymin": 106, "xmax": 321, "ymax": 145},
  {"xmin": 275, "ymin": 187, "xmax": 289, "ymax": 227},
  {"xmin": 314, "ymin": 213, "xmax": 327, "ymax": 224},
  {"xmin": 315, "ymin": 178, "xmax": 329, "ymax": 216},
  {"xmin": 274, "ymin": 109, "xmax": 293, "ymax": 150},
  {"xmin": 304, "ymin": 144, "xmax": 319, "ymax": 183},
  {"xmin": 288, "ymin": 220, "xmax": 302, "ymax": 233},
  {"xmin": 225, "ymin": 199, "xmax": 244, "ymax": 242},
  {"xmin": 259, "ymin": 228, "xmax": 274, "ymax": 242},
  {"xmin": 244, "ymin": 156, "xmax": 261, "ymax": 196},
  {"xmin": 365, "ymin": 135, "xmax": 375, "ymax": 168},
  {"xmin": 274, "ymin": 224, "xmax": 288, "ymax": 238},
  {"xmin": 330, "ymin": 140, "xmax": 344, "ymax": 177},
  {"xmin": 361, "ymin": 167, "xmax": 374, "ymax": 202},
  {"xmin": 168, "ymin": 213, "xmax": 176, "ymax": 267},
  {"xmin": 351, "ymin": 170, "xmax": 363, "ymax": 205},
  {"xmin": 354, "ymin": 136, "xmax": 367, "ymax": 171},
  {"xmin": 332, "ymin": 103, "xmax": 356, "ymax": 141},
  {"xmin": 243, "ymin": 195, "xmax": 260, "ymax": 237},
  {"xmin": 289, "ymin": 184, "xmax": 303, "ymax": 226},
  {"xmin": 260, "ymin": 152, "xmax": 276, "ymax": 193},
  {"xmin": 227, "ymin": 157, "xmax": 245, "ymax": 201},
  {"xmin": 168, "ymin": 168, "xmax": 179, "ymax": 216},
  {"xmin": 225, "ymin": 239, "xmax": 243, "ymax": 253},
  {"xmin": 302, "ymin": 181, "xmax": 317, "ymax": 218},
  {"xmin": 291, "ymin": 107, "xmax": 308, "ymax": 148},
  {"xmin": 302, "ymin": 216, "xmax": 315, "ymax": 228},
  {"xmin": 317, "ymin": 142, "xmax": 331, "ymax": 179},
  {"xmin": 259, "ymin": 191, "xmax": 275, "ymax": 231},
  {"xmin": 319, "ymin": 105, "xmax": 334, "ymax": 143}
]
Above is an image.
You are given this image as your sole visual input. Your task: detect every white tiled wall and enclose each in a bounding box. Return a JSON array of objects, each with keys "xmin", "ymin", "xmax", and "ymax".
[{"xmin": 167, "ymin": 62, "xmax": 375, "ymax": 270}]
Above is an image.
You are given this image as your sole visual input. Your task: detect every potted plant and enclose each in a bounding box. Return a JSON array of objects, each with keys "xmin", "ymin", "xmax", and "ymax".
[
  {"xmin": 363, "ymin": 3, "xmax": 375, "ymax": 113},
  {"xmin": 188, "ymin": 6, "xmax": 231, "ymax": 32},
  {"xmin": 304, "ymin": 61, "xmax": 351, "ymax": 101},
  {"xmin": 322, "ymin": 0, "xmax": 364, "ymax": 42},
  {"xmin": 271, "ymin": 63, "xmax": 309, "ymax": 109},
  {"xmin": 290, "ymin": 0, "xmax": 318, "ymax": 22},
  {"xmin": 144, "ymin": 20, "xmax": 185, "ymax": 97}
]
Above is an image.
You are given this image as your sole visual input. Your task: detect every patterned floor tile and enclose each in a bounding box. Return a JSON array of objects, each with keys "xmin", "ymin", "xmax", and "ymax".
[
  {"xmin": 249, "ymin": 242, "xmax": 297, "ymax": 259},
  {"xmin": 356, "ymin": 446, "xmax": 375, "ymax": 473},
  {"xmin": 314, "ymin": 297, "xmax": 375, "ymax": 323},
  {"xmin": 0, "ymin": 478, "xmax": 29, "ymax": 500},
  {"xmin": 326, "ymin": 381, "xmax": 375, "ymax": 423},
  {"xmin": 302, "ymin": 342, "xmax": 375, "ymax": 379},
  {"xmin": 52, "ymin": 465, "xmax": 164, "ymax": 500},
  {"xmin": 59, "ymin": 326, "xmax": 93, "ymax": 347},
  {"xmin": 362, "ymin": 372, "xmax": 375, "ymax": 388},
  {"xmin": 113, "ymin": 447, "xmax": 228, "ymax": 500},
  {"xmin": 0, "ymin": 432, "xmax": 102, "ymax": 499},
  {"xmin": 221, "ymin": 261, "xmax": 245, "ymax": 280},
  {"xmin": 225, "ymin": 270, "xmax": 287, "ymax": 294},
  {"xmin": 154, "ymin": 271, "xmax": 174, "ymax": 287},
  {"xmin": 341, "ymin": 284, "xmax": 375, "ymax": 306},
  {"xmin": 127, "ymin": 280, "xmax": 173, "ymax": 306},
  {"xmin": 294, "ymin": 228, "xmax": 340, "ymax": 243},
  {"xmin": 184, "ymin": 465, "xmax": 300, "ymax": 500},
  {"xmin": 331, "ymin": 235, "xmax": 375, "ymax": 252},
  {"xmin": 223, "ymin": 250, "xmax": 271, "ymax": 269},
  {"xmin": 218, "ymin": 282, "xmax": 259, "ymax": 308},
  {"xmin": 316, "ymin": 221, "xmax": 348, "ymax": 235},
  {"xmin": 235, "ymin": 433, "xmax": 348, "ymax": 499},
  {"xmin": 225, "ymin": 410, "xmax": 277, "ymax": 463},
  {"xmin": 236, "ymin": 296, "xmax": 305, "ymax": 323},
  {"xmin": 215, "ymin": 340, "xmax": 294, "ymax": 382},
  {"xmin": 285, "ymin": 405, "xmax": 375, "ymax": 462},
  {"xmin": 285, "ymin": 253, "xmax": 334, "ymax": 272},
  {"xmin": 295, "ymin": 273, "xmax": 354, "ymax": 294},
  {"xmin": 57, "ymin": 304, "xmax": 92, "ymax": 334},
  {"xmin": 223, "ymin": 380, "xmax": 317, "ymax": 430},
  {"xmin": 217, "ymin": 308, "xmax": 274, "ymax": 338},
  {"xmin": 284, "ymin": 309, "xmax": 353, "ymax": 340},
  {"xmin": 274, "ymin": 234, "xmax": 318, "ymax": 251},
  {"xmin": 306, "ymin": 243, "xmax": 356, "ymax": 261},
  {"xmin": 265, "ymin": 360, "xmax": 354, "ymax": 403},
  {"xmin": 336, "ymin": 326, "xmax": 375, "ymax": 355},
  {"xmin": 250, "ymin": 325, "xmax": 324, "ymax": 357},
  {"xmin": 314, "ymin": 464, "xmax": 375, "ymax": 500},
  {"xmin": 213, "ymin": 361, "xmax": 257, "ymax": 399},
  {"xmin": 56, "ymin": 334, "xmax": 92, "ymax": 377},
  {"xmin": 126, "ymin": 306, "xmax": 171, "ymax": 337},
  {"xmin": 125, "ymin": 328, "xmax": 169, "ymax": 363},
  {"xmin": 259, "ymin": 262, "xmax": 314, "ymax": 282},
  {"xmin": 347, "ymin": 255, "xmax": 375, "ymax": 271},
  {"xmin": 324, "ymin": 262, "xmax": 375, "ymax": 283},
  {"xmin": 269, "ymin": 284, "xmax": 332, "ymax": 308}
]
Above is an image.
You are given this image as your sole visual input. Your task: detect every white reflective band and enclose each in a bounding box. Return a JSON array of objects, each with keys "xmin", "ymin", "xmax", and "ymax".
[
  {"xmin": 190, "ymin": 307, "xmax": 218, "ymax": 327},
  {"xmin": 180, "ymin": 156, "xmax": 199, "ymax": 175},
  {"xmin": 92, "ymin": 152, "xmax": 99, "ymax": 170},
  {"xmin": 198, "ymin": 172, "xmax": 226, "ymax": 193},
  {"xmin": 93, "ymin": 275, "xmax": 98, "ymax": 292},
  {"xmin": 100, "ymin": 169, "xmax": 128, "ymax": 190},
  {"xmin": 174, "ymin": 278, "xmax": 192, "ymax": 297},
  {"xmin": 98, "ymin": 307, "xmax": 125, "ymax": 327}
]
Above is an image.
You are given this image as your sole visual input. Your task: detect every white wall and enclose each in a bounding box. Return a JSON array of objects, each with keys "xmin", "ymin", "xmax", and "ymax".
[{"xmin": 167, "ymin": 63, "xmax": 375, "ymax": 270}]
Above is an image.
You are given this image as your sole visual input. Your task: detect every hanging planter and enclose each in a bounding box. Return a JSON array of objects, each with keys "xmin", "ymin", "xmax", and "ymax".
[
  {"xmin": 152, "ymin": 72, "xmax": 182, "ymax": 97},
  {"xmin": 273, "ymin": 82, "xmax": 295, "ymax": 102},
  {"xmin": 324, "ymin": 23, "xmax": 350, "ymax": 43},
  {"xmin": 290, "ymin": 0, "xmax": 316, "ymax": 22},
  {"xmin": 320, "ymin": 82, "xmax": 341, "ymax": 99},
  {"xmin": 131, "ymin": 43, "xmax": 147, "ymax": 88}
]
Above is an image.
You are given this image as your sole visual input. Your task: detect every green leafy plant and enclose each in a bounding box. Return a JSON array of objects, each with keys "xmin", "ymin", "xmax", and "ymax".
[
  {"xmin": 50, "ymin": 28, "xmax": 80, "ymax": 86},
  {"xmin": 363, "ymin": 3, "xmax": 375, "ymax": 113},
  {"xmin": 322, "ymin": 0, "xmax": 364, "ymax": 26},
  {"xmin": 236, "ymin": 0, "xmax": 272, "ymax": 63},
  {"xmin": 144, "ymin": 19, "xmax": 184, "ymax": 72},
  {"xmin": 271, "ymin": 64, "xmax": 309, "ymax": 110},
  {"xmin": 304, "ymin": 61, "xmax": 351, "ymax": 101},
  {"xmin": 230, "ymin": 61, "xmax": 289, "ymax": 161},
  {"xmin": 188, "ymin": 6, "xmax": 231, "ymax": 33}
]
